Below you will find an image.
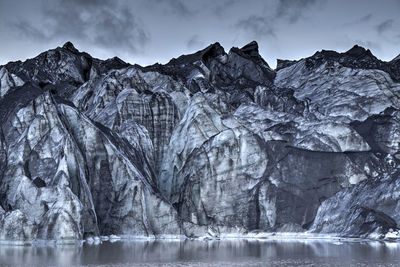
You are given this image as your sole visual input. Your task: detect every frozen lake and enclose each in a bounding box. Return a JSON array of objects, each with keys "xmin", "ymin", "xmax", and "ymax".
[{"xmin": 1, "ymin": 238, "xmax": 400, "ymax": 266}]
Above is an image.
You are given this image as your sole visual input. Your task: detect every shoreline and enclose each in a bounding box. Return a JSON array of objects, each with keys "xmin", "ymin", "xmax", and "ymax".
[{"xmin": 0, "ymin": 232, "xmax": 399, "ymax": 247}]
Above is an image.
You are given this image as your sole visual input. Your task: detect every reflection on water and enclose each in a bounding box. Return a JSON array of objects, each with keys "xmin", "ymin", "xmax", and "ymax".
[{"xmin": 1, "ymin": 239, "xmax": 400, "ymax": 266}]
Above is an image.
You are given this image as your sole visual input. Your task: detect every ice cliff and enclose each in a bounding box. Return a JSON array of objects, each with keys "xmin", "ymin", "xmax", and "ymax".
[{"xmin": 1, "ymin": 41, "xmax": 400, "ymax": 242}]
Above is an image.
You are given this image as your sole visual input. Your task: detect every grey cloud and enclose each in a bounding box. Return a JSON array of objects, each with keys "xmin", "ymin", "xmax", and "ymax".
[
  {"xmin": 67, "ymin": 0, "xmax": 111, "ymax": 8},
  {"xmin": 168, "ymin": 0, "xmax": 192, "ymax": 16},
  {"xmin": 13, "ymin": 21, "xmax": 50, "ymax": 41},
  {"xmin": 148, "ymin": 0, "xmax": 193, "ymax": 17},
  {"xmin": 212, "ymin": 0, "xmax": 241, "ymax": 16},
  {"xmin": 359, "ymin": 13, "xmax": 373, "ymax": 22},
  {"xmin": 12, "ymin": 0, "xmax": 149, "ymax": 54},
  {"xmin": 276, "ymin": 0, "xmax": 319, "ymax": 23},
  {"xmin": 236, "ymin": 0, "xmax": 321, "ymax": 39},
  {"xmin": 236, "ymin": 15, "xmax": 275, "ymax": 38},
  {"xmin": 376, "ymin": 19, "xmax": 394, "ymax": 34},
  {"xmin": 91, "ymin": 8, "xmax": 149, "ymax": 52},
  {"xmin": 354, "ymin": 39, "xmax": 381, "ymax": 51},
  {"xmin": 343, "ymin": 13, "xmax": 372, "ymax": 26},
  {"xmin": 389, "ymin": 34, "xmax": 400, "ymax": 45},
  {"xmin": 187, "ymin": 35, "xmax": 205, "ymax": 50}
]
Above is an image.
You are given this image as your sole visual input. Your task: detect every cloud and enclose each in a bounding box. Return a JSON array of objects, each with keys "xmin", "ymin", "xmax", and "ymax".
[
  {"xmin": 342, "ymin": 13, "xmax": 372, "ymax": 26},
  {"xmin": 68, "ymin": 0, "xmax": 110, "ymax": 8},
  {"xmin": 91, "ymin": 8, "xmax": 148, "ymax": 52},
  {"xmin": 236, "ymin": 0, "xmax": 322, "ymax": 40},
  {"xmin": 275, "ymin": 0, "xmax": 319, "ymax": 23},
  {"xmin": 12, "ymin": 0, "xmax": 149, "ymax": 54},
  {"xmin": 236, "ymin": 15, "xmax": 276, "ymax": 38},
  {"xmin": 167, "ymin": 0, "xmax": 193, "ymax": 16},
  {"xmin": 212, "ymin": 0, "xmax": 241, "ymax": 16},
  {"xmin": 147, "ymin": 0, "xmax": 193, "ymax": 17},
  {"xmin": 359, "ymin": 13, "xmax": 373, "ymax": 23},
  {"xmin": 376, "ymin": 19, "xmax": 394, "ymax": 34},
  {"xmin": 354, "ymin": 39, "xmax": 381, "ymax": 52},
  {"xmin": 187, "ymin": 35, "xmax": 205, "ymax": 50},
  {"xmin": 13, "ymin": 21, "xmax": 49, "ymax": 42}
]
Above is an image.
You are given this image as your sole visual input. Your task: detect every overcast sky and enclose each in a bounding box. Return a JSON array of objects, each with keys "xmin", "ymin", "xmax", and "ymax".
[{"xmin": 0, "ymin": 0, "xmax": 399, "ymax": 68}]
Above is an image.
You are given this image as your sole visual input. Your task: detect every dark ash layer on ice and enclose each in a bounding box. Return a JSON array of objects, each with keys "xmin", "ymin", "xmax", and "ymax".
[{"xmin": 0, "ymin": 41, "xmax": 400, "ymax": 243}]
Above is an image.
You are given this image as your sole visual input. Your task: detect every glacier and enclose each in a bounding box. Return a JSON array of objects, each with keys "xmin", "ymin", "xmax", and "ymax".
[{"xmin": 0, "ymin": 41, "xmax": 400, "ymax": 243}]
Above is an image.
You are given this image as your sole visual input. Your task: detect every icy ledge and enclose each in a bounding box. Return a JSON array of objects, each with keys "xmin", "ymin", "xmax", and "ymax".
[{"xmin": 1, "ymin": 230, "xmax": 399, "ymax": 247}]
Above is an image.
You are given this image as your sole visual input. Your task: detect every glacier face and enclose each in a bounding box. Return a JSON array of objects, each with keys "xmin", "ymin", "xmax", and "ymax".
[{"xmin": 0, "ymin": 41, "xmax": 399, "ymax": 242}]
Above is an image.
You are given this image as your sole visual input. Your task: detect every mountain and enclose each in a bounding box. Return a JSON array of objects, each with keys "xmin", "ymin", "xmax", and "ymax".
[{"xmin": 0, "ymin": 41, "xmax": 400, "ymax": 243}]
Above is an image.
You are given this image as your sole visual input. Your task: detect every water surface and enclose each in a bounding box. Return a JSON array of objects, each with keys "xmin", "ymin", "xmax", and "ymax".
[{"xmin": 1, "ymin": 239, "xmax": 400, "ymax": 266}]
